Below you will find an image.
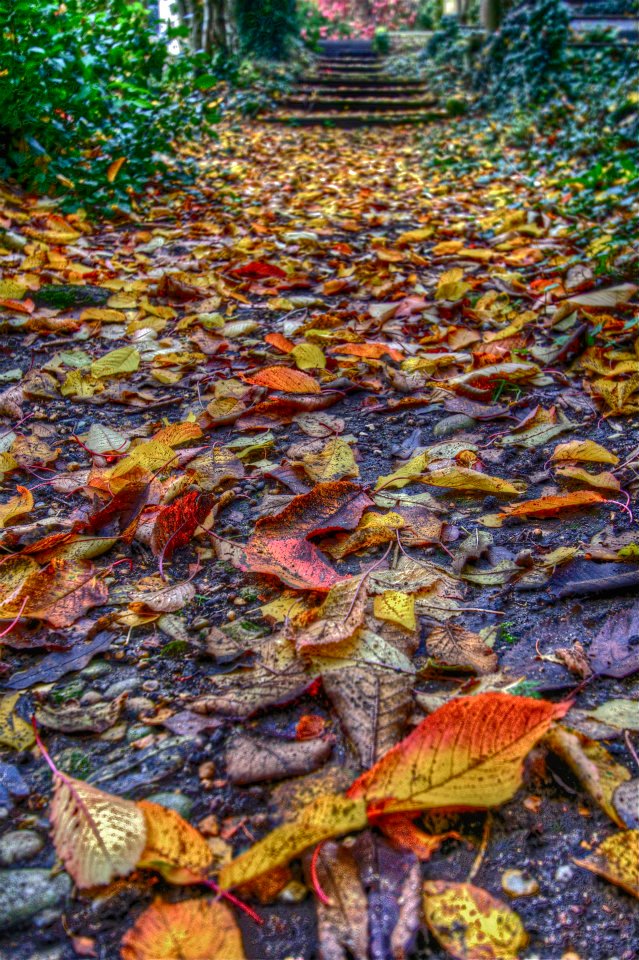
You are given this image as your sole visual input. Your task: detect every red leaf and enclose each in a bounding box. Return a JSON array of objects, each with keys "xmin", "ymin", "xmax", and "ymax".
[
  {"xmin": 151, "ymin": 491, "xmax": 215, "ymax": 562},
  {"xmin": 231, "ymin": 261, "xmax": 287, "ymax": 279}
]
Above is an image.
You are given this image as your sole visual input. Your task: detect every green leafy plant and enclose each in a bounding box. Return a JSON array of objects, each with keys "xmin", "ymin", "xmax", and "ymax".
[{"xmin": 0, "ymin": 0, "xmax": 216, "ymax": 213}]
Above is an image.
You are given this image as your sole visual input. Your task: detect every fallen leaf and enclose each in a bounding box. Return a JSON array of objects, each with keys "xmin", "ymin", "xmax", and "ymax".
[
  {"xmin": 574, "ymin": 830, "xmax": 639, "ymax": 899},
  {"xmin": 426, "ymin": 623, "xmax": 498, "ymax": 674},
  {"xmin": 244, "ymin": 366, "xmax": 321, "ymax": 394},
  {"xmin": 348, "ymin": 693, "xmax": 567, "ymax": 818},
  {"xmin": 423, "ymin": 880, "xmax": 528, "ymax": 959},
  {"xmin": 120, "ymin": 897, "xmax": 245, "ymax": 960},
  {"xmin": 136, "ymin": 801, "xmax": 213, "ymax": 884}
]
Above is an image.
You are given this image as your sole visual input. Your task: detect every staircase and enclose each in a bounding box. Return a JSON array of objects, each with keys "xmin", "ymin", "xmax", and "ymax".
[{"xmin": 267, "ymin": 40, "xmax": 445, "ymax": 129}]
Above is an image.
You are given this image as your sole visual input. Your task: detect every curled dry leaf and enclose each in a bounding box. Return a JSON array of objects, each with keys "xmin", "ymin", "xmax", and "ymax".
[
  {"xmin": 35, "ymin": 692, "xmax": 127, "ymax": 734},
  {"xmin": 545, "ymin": 725, "xmax": 631, "ymax": 827},
  {"xmin": 377, "ymin": 814, "xmax": 459, "ymax": 861},
  {"xmin": 306, "ymin": 841, "xmax": 368, "ymax": 960},
  {"xmin": 499, "ymin": 490, "xmax": 606, "ymax": 520},
  {"xmin": 120, "ymin": 897, "xmax": 246, "ymax": 960},
  {"xmin": 225, "ymin": 733, "xmax": 333, "ymax": 786},
  {"xmin": 425, "ymin": 623, "xmax": 498, "ymax": 675},
  {"xmin": 136, "ymin": 800, "xmax": 213, "ymax": 884},
  {"xmin": 150, "ymin": 491, "xmax": 214, "ymax": 562},
  {"xmin": 574, "ymin": 830, "xmax": 639, "ymax": 899},
  {"xmin": 423, "ymin": 881, "xmax": 528, "ymax": 960},
  {"xmin": 295, "ymin": 575, "xmax": 367, "ymax": 651},
  {"xmin": 50, "ymin": 773, "xmax": 147, "ymax": 888},
  {"xmin": 424, "ymin": 466, "xmax": 524, "ymax": 497}
]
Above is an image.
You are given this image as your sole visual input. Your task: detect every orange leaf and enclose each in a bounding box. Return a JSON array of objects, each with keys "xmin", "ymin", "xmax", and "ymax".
[
  {"xmin": 244, "ymin": 366, "xmax": 320, "ymax": 394},
  {"xmin": 499, "ymin": 490, "xmax": 606, "ymax": 520},
  {"xmin": 329, "ymin": 341, "xmax": 403, "ymax": 362},
  {"xmin": 347, "ymin": 693, "xmax": 567, "ymax": 818},
  {"xmin": 264, "ymin": 332, "xmax": 295, "ymax": 353},
  {"xmin": 377, "ymin": 813, "xmax": 460, "ymax": 861},
  {"xmin": 120, "ymin": 897, "xmax": 245, "ymax": 960},
  {"xmin": 136, "ymin": 801, "xmax": 213, "ymax": 884},
  {"xmin": 106, "ymin": 157, "xmax": 127, "ymax": 183}
]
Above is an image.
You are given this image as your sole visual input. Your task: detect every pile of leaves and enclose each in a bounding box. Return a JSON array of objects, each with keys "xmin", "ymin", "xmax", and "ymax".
[{"xmin": 0, "ymin": 110, "xmax": 638, "ymax": 960}]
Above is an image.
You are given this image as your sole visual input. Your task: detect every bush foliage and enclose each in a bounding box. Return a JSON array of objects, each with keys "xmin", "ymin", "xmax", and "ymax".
[{"xmin": 0, "ymin": 0, "xmax": 216, "ymax": 213}]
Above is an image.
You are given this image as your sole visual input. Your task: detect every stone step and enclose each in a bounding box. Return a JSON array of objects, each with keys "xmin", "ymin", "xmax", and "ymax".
[
  {"xmin": 301, "ymin": 76, "xmax": 427, "ymax": 90},
  {"xmin": 264, "ymin": 110, "xmax": 446, "ymax": 128},
  {"xmin": 318, "ymin": 63, "xmax": 385, "ymax": 74},
  {"xmin": 294, "ymin": 85, "xmax": 429, "ymax": 99},
  {"xmin": 318, "ymin": 56, "xmax": 381, "ymax": 66},
  {"xmin": 280, "ymin": 96, "xmax": 438, "ymax": 113},
  {"xmin": 318, "ymin": 39, "xmax": 376, "ymax": 56}
]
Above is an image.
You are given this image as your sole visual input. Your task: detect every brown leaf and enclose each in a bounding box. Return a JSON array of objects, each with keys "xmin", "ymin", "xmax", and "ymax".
[
  {"xmin": 426, "ymin": 623, "xmax": 498, "ymax": 674},
  {"xmin": 225, "ymin": 734, "xmax": 333, "ymax": 785}
]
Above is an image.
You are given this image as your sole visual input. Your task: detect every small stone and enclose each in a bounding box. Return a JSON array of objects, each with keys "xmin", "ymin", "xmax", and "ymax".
[
  {"xmin": 0, "ymin": 868, "xmax": 71, "ymax": 928},
  {"xmin": 501, "ymin": 868, "xmax": 540, "ymax": 898},
  {"xmin": 0, "ymin": 830, "xmax": 44, "ymax": 866},
  {"xmin": 126, "ymin": 725, "xmax": 154, "ymax": 743},
  {"xmin": 103, "ymin": 677, "xmax": 139, "ymax": 699},
  {"xmin": 145, "ymin": 791, "xmax": 194, "ymax": 821},
  {"xmin": 191, "ymin": 617, "xmax": 210, "ymax": 630},
  {"xmin": 433, "ymin": 414, "xmax": 477, "ymax": 438},
  {"xmin": 555, "ymin": 864, "xmax": 574, "ymax": 883},
  {"xmin": 80, "ymin": 690, "xmax": 103, "ymax": 705},
  {"xmin": 79, "ymin": 660, "xmax": 111, "ymax": 679},
  {"xmin": 141, "ymin": 680, "xmax": 159, "ymax": 692},
  {"xmin": 127, "ymin": 697, "xmax": 155, "ymax": 714},
  {"xmin": 278, "ymin": 880, "xmax": 308, "ymax": 903}
]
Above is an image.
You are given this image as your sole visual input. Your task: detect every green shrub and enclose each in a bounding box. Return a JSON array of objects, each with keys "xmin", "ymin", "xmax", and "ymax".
[
  {"xmin": 373, "ymin": 28, "xmax": 391, "ymax": 55},
  {"xmin": 0, "ymin": 0, "xmax": 216, "ymax": 213},
  {"xmin": 480, "ymin": 0, "xmax": 570, "ymax": 105},
  {"xmin": 236, "ymin": 0, "xmax": 298, "ymax": 59}
]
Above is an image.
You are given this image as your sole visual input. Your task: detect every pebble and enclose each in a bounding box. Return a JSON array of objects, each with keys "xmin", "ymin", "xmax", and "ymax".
[
  {"xmin": 141, "ymin": 680, "xmax": 159, "ymax": 693},
  {"xmin": 127, "ymin": 696, "xmax": 155, "ymax": 714},
  {"xmin": 0, "ymin": 868, "xmax": 71, "ymax": 928},
  {"xmin": 126, "ymin": 725, "xmax": 154, "ymax": 742},
  {"xmin": 103, "ymin": 677, "xmax": 139, "ymax": 699},
  {"xmin": 0, "ymin": 762, "xmax": 29, "ymax": 809},
  {"xmin": 433, "ymin": 414, "xmax": 477, "ymax": 438},
  {"xmin": 0, "ymin": 830, "xmax": 44, "ymax": 866},
  {"xmin": 278, "ymin": 880, "xmax": 308, "ymax": 903},
  {"xmin": 80, "ymin": 690, "xmax": 103, "ymax": 705},
  {"xmin": 501, "ymin": 868, "xmax": 540, "ymax": 898},
  {"xmin": 79, "ymin": 660, "xmax": 111, "ymax": 679},
  {"xmin": 145, "ymin": 791, "xmax": 194, "ymax": 820},
  {"xmin": 555, "ymin": 864, "xmax": 574, "ymax": 883}
]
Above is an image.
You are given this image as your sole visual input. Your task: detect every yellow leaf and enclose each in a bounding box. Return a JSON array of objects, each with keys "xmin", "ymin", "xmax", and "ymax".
[
  {"xmin": 91, "ymin": 346, "xmax": 140, "ymax": 379},
  {"xmin": 50, "ymin": 775, "xmax": 147, "ymax": 888},
  {"xmin": 79, "ymin": 308, "xmax": 126, "ymax": 324},
  {"xmin": 397, "ymin": 226, "xmax": 434, "ymax": 244},
  {"xmin": 574, "ymin": 830, "xmax": 639, "ymax": 899},
  {"xmin": 373, "ymin": 591, "xmax": 416, "ymax": 631},
  {"xmin": 424, "ymin": 466, "xmax": 524, "ymax": 497},
  {"xmin": 423, "ymin": 881, "xmax": 528, "ymax": 959},
  {"xmin": 295, "ymin": 575, "xmax": 367, "ymax": 651},
  {"xmin": 375, "ymin": 452, "xmax": 430, "ymax": 490},
  {"xmin": 0, "ymin": 485, "xmax": 33, "ymax": 528},
  {"xmin": 551, "ymin": 440, "xmax": 619, "ymax": 465},
  {"xmin": 545, "ymin": 725, "xmax": 631, "ymax": 827},
  {"xmin": 0, "ymin": 693, "xmax": 35, "ymax": 751},
  {"xmin": 106, "ymin": 157, "xmax": 127, "ymax": 183},
  {"xmin": 120, "ymin": 897, "xmax": 246, "ymax": 960},
  {"xmin": 327, "ymin": 511, "xmax": 404, "ymax": 559},
  {"xmin": 61, "ymin": 370, "xmax": 99, "ymax": 398},
  {"xmin": 109, "ymin": 440, "xmax": 178, "ymax": 479},
  {"xmin": 136, "ymin": 801, "xmax": 213, "ymax": 884},
  {"xmin": 554, "ymin": 465, "xmax": 620, "ymax": 492},
  {"xmin": 301, "ymin": 437, "xmax": 359, "ymax": 483},
  {"xmin": 218, "ymin": 793, "xmax": 368, "ymax": 890},
  {"xmin": 290, "ymin": 343, "xmax": 326, "ymax": 370}
]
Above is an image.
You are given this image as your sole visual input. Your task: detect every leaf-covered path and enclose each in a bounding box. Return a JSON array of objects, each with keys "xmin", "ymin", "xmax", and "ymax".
[{"xmin": 1, "ymin": 119, "xmax": 638, "ymax": 960}]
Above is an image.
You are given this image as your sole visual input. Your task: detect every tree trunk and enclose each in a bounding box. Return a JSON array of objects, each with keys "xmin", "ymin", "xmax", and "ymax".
[{"xmin": 480, "ymin": 0, "xmax": 502, "ymax": 31}]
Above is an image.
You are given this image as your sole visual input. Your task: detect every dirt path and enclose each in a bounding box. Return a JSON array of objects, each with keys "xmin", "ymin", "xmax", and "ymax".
[{"xmin": 0, "ymin": 120, "xmax": 638, "ymax": 960}]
